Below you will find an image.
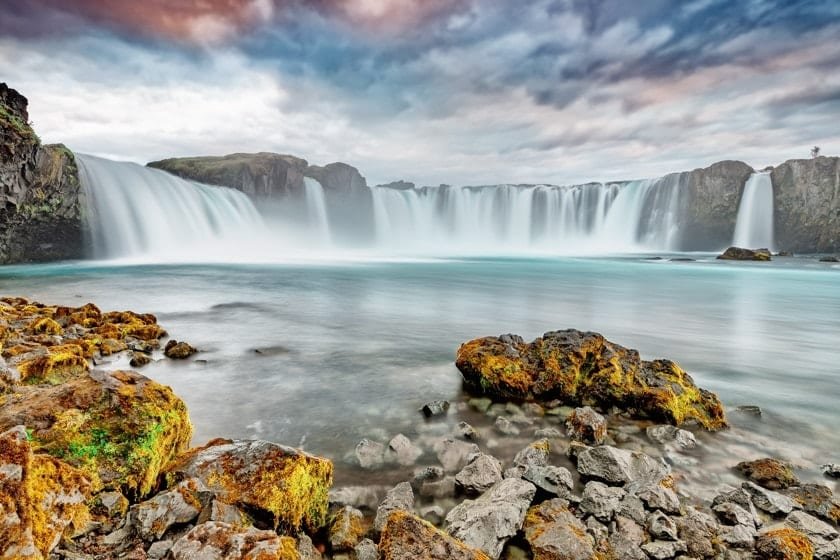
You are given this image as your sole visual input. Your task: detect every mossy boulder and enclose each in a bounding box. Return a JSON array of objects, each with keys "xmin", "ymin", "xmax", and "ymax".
[
  {"xmin": 717, "ymin": 246, "xmax": 772, "ymax": 261},
  {"xmin": 737, "ymin": 458, "xmax": 799, "ymax": 490},
  {"xmin": 755, "ymin": 527, "xmax": 814, "ymax": 560},
  {"xmin": 456, "ymin": 329, "xmax": 727, "ymax": 430},
  {"xmin": 0, "ymin": 425, "xmax": 92, "ymax": 558},
  {"xmin": 379, "ymin": 510, "xmax": 492, "ymax": 560},
  {"xmin": 166, "ymin": 438, "xmax": 333, "ymax": 533},
  {"xmin": 0, "ymin": 369, "xmax": 192, "ymax": 499}
]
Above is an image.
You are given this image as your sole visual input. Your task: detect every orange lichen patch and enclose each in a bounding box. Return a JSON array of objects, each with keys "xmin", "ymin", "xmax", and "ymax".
[
  {"xmin": 736, "ymin": 458, "xmax": 798, "ymax": 490},
  {"xmin": 167, "ymin": 439, "xmax": 333, "ymax": 533},
  {"xmin": 122, "ymin": 324, "xmax": 167, "ymax": 340},
  {"xmin": 523, "ymin": 499, "xmax": 595, "ymax": 560},
  {"xmin": 98, "ymin": 338, "xmax": 128, "ymax": 357},
  {"xmin": 2, "ymin": 341, "xmax": 43, "ymax": 359},
  {"xmin": 0, "ymin": 370, "xmax": 192, "ymax": 499},
  {"xmin": 329, "ymin": 506, "xmax": 367, "ymax": 551},
  {"xmin": 456, "ymin": 329, "xmax": 728, "ymax": 430},
  {"xmin": 380, "ymin": 510, "xmax": 492, "ymax": 560},
  {"xmin": 92, "ymin": 323, "xmax": 123, "ymax": 340},
  {"xmin": 16, "ymin": 344, "xmax": 89, "ymax": 385},
  {"xmin": 0, "ymin": 426, "xmax": 92, "ymax": 558},
  {"xmin": 755, "ymin": 528, "xmax": 814, "ymax": 560},
  {"xmin": 27, "ymin": 317, "xmax": 63, "ymax": 336}
]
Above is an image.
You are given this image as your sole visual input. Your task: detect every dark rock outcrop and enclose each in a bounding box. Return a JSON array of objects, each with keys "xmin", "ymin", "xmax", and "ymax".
[
  {"xmin": 148, "ymin": 152, "xmax": 375, "ymax": 245},
  {"xmin": 717, "ymin": 247, "xmax": 772, "ymax": 261},
  {"xmin": 680, "ymin": 160, "xmax": 755, "ymax": 251},
  {"xmin": 772, "ymin": 157, "xmax": 840, "ymax": 253},
  {"xmin": 0, "ymin": 83, "xmax": 85, "ymax": 263}
]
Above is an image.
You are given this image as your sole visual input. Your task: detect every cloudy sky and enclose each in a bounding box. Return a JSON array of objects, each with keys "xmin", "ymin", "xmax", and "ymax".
[{"xmin": 2, "ymin": 0, "xmax": 839, "ymax": 186}]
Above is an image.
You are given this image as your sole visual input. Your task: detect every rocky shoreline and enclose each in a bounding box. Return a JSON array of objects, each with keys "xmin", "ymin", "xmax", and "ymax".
[{"xmin": 2, "ymin": 297, "xmax": 839, "ymax": 560}]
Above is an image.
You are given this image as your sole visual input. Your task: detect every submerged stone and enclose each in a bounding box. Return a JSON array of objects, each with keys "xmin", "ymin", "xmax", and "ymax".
[{"xmin": 455, "ymin": 329, "xmax": 727, "ymax": 430}]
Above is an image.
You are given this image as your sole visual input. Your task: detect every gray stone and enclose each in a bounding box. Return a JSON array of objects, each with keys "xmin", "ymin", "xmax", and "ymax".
[
  {"xmin": 646, "ymin": 425, "xmax": 697, "ymax": 449},
  {"xmin": 576, "ymin": 445, "xmax": 669, "ymax": 485},
  {"xmin": 356, "ymin": 439, "xmax": 386, "ymax": 469},
  {"xmin": 434, "ymin": 438, "xmax": 480, "ymax": 473},
  {"xmin": 168, "ymin": 521, "xmax": 292, "ymax": 559},
  {"xmin": 146, "ymin": 540, "xmax": 173, "ymax": 560},
  {"xmin": 785, "ymin": 510, "xmax": 838, "ymax": 546},
  {"xmin": 354, "ymin": 538, "xmax": 379, "ymax": 560},
  {"xmin": 512, "ymin": 439, "xmax": 550, "ymax": 470},
  {"xmin": 676, "ymin": 507, "xmax": 719, "ymax": 558},
  {"xmin": 297, "ymin": 534, "xmax": 323, "ymax": 560},
  {"xmin": 712, "ymin": 487, "xmax": 760, "ymax": 527},
  {"xmin": 374, "ymin": 482, "xmax": 415, "ymax": 533},
  {"xmin": 641, "ymin": 539, "xmax": 688, "ymax": 559},
  {"xmin": 585, "ymin": 516, "xmax": 609, "ymax": 541},
  {"xmin": 823, "ymin": 464, "xmax": 840, "ymax": 479},
  {"xmin": 648, "ymin": 511, "xmax": 679, "ymax": 541},
  {"xmin": 618, "ymin": 493, "xmax": 648, "ymax": 525},
  {"xmin": 454, "ymin": 421, "xmax": 480, "ymax": 440},
  {"xmin": 628, "ymin": 480, "xmax": 681, "ymax": 514},
  {"xmin": 196, "ymin": 500, "xmax": 248, "ymax": 526},
  {"xmin": 742, "ymin": 481, "xmax": 799, "ymax": 515},
  {"xmin": 521, "ymin": 464, "xmax": 574, "ymax": 499},
  {"xmin": 566, "ymin": 406, "xmax": 607, "ymax": 445},
  {"xmin": 580, "ymin": 481, "xmax": 625, "ymax": 521},
  {"xmin": 330, "ymin": 505, "xmax": 365, "ymax": 551},
  {"xmin": 421, "ymin": 400, "xmax": 450, "ymax": 417},
  {"xmin": 330, "ymin": 486, "xmax": 389, "ymax": 511},
  {"xmin": 445, "ymin": 478, "xmax": 537, "ymax": 559},
  {"xmin": 719, "ymin": 524, "xmax": 757, "ymax": 548},
  {"xmin": 534, "ymin": 427, "xmax": 564, "ymax": 439},
  {"xmin": 523, "ymin": 498, "xmax": 596, "ymax": 560},
  {"xmin": 816, "ymin": 539, "xmax": 840, "ymax": 560},
  {"xmin": 455, "ymin": 453, "xmax": 503, "ymax": 495},
  {"xmin": 494, "ymin": 416, "xmax": 520, "ymax": 436},
  {"xmin": 608, "ymin": 529, "xmax": 647, "ymax": 560},
  {"xmin": 130, "ymin": 479, "xmax": 206, "ymax": 541},
  {"xmin": 387, "ymin": 434, "xmax": 423, "ymax": 466}
]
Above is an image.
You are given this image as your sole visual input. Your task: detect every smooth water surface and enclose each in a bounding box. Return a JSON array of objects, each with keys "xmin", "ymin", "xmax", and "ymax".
[{"xmin": 1, "ymin": 256, "xmax": 838, "ymax": 486}]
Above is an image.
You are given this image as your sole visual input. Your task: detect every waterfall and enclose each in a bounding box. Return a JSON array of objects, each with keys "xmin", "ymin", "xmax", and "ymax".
[
  {"xmin": 733, "ymin": 172, "xmax": 774, "ymax": 249},
  {"xmin": 77, "ymin": 154, "xmax": 269, "ymax": 262},
  {"xmin": 302, "ymin": 177, "xmax": 331, "ymax": 244},
  {"xmin": 370, "ymin": 175, "xmax": 687, "ymax": 255}
]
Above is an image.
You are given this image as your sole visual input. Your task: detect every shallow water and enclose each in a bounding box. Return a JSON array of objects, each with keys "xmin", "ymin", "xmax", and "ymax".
[{"xmin": 1, "ymin": 255, "xmax": 838, "ymax": 492}]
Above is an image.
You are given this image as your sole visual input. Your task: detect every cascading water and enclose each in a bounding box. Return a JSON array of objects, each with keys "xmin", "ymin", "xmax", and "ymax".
[
  {"xmin": 733, "ymin": 172, "xmax": 774, "ymax": 249},
  {"xmin": 302, "ymin": 177, "xmax": 331, "ymax": 244},
  {"xmin": 370, "ymin": 174, "xmax": 688, "ymax": 254},
  {"xmin": 77, "ymin": 154, "xmax": 269, "ymax": 262}
]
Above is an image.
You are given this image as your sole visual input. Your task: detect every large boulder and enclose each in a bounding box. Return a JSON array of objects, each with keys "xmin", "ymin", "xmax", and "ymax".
[
  {"xmin": 772, "ymin": 157, "xmax": 840, "ymax": 253},
  {"xmin": 444, "ymin": 477, "xmax": 536, "ymax": 559},
  {"xmin": 523, "ymin": 498, "xmax": 596, "ymax": 560},
  {"xmin": 0, "ymin": 369, "xmax": 191, "ymax": 499},
  {"xmin": 717, "ymin": 246, "xmax": 772, "ymax": 261},
  {"xmin": 0, "ymin": 83, "xmax": 86, "ymax": 264},
  {"xmin": 456, "ymin": 329, "xmax": 727, "ymax": 430},
  {"xmin": 166, "ymin": 438, "xmax": 333, "ymax": 532},
  {"xmin": 379, "ymin": 510, "xmax": 491, "ymax": 560},
  {"xmin": 0, "ymin": 425, "xmax": 92, "ymax": 558}
]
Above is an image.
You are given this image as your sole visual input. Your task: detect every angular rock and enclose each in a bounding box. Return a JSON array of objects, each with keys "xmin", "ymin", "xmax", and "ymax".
[
  {"xmin": 420, "ymin": 504, "xmax": 446, "ymax": 526},
  {"xmin": 512, "ymin": 439, "xmax": 551, "ymax": 471},
  {"xmin": 380, "ymin": 510, "xmax": 490, "ymax": 560},
  {"xmin": 580, "ymin": 481, "xmax": 625, "ymax": 521},
  {"xmin": 628, "ymin": 480, "xmax": 681, "ymax": 514},
  {"xmin": 355, "ymin": 439, "xmax": 386, "ymax": 470},
  {"xmin": 454, "ymin": 421, "xmax": 480, "ymax": 440},
  {"xmin": 641, "ymin": 539, "xmax": 687, "ymax": 559},
  {"xmin": 0, "ymin": 369, "xmax": 192, "ymax": 499},
  {"xmin": 755, "ymin": 527, "xmax": 814, "ymax": 560},
  {"xmin": 646, "ymin": 425, "xmax": 697, "ymax": 449},
  {"xmin": 434, "ymin": 438, "xmax": 480, "ymax": 473},
  {"xmin": 717, "ymin": 247, "xmax": 772, "ymax": 261},
  {"xmin": 297, "ymin": 534, "xmax": 322, "ymax": 560},
  {"xmin": 374, "ymin": 482, "xmax": 414, "ymax": 533},
  {"xmin": 197, "ymin": 499, "xmax": 250, "ymax": 526},
  {"xmin": 608, "ymin": 516, "xmax": 647, "ymax": 560},
  {"xmin": 445, "ymin": 478, "xmax": 536, "ymax": 559},
  {"xmin": 785, "ymin": 511, "xmax": 838, "ymax": 546},
  {"xmin": 576, "ymin": 445, "xmax": 669, "ymax": 485},
  {"xmin": 676, "ymin": 507, "xmax": 719, "ymax": 558},
  {"xmin": 455, "ymin": 453, "xmax": 503, "ymax": 495},
  {"xmin": 566, "ymin": 406, "xmax": 607, "ymax": 445},
  {"xmin": 386, "ymin": 434, "xmax": 422, "ymax": 467},
  {"xmin": 783, "ymin": 484, "xmax": 840, "ymax": 525},
  {"xmin": 0, "ymin": 425, "xmax": 91, "ymax": 559},
  {"xmin": 129, "ymin": 352, "xmax": 151, "ymax": 368},
  {"xmin": 147, "ymin": 540, "xmax": 173, "ymax": 560},
  {"xmin": 721, "ymin": 523, "xmax": 758, "ymax": 548},
  {"xmin": 713, "ymin": 486, "xmax": 761, "ymax": 527},
  {"xmin": 130, "ymin": 478, "xmax": 206, "ymax": 541},
  {"xmin": 523, "ymin": 498, "xmax": 596, "ymax": 560},
  {"xmin": 737, "ymin": 458, "xmax": 799, "ymax": 490},
  {"xmin": 354, "ymin": 538, "xmax": 379, "ymax": 560},
  {"xmin": 455, "ymin": 330, "xmax": 727, "ymax": 430},
  {"xmin": 329, "ymin": 505, "xmax": 366, "ymax": 551},
  {"xmin": 168, "ymin": 521, "xmax": 298, "ymax": 559},
  {"xmin": 421, "ymin": 400, "xmax": 450, "ymax": 418},
  {"xmin": 816, "ymin": 539, "xmax": 840, "ymax": 560},
  {"xmin": 494, "ymin": 416, "xmax": 520, "ymax": 436},
  {"xmin": 647, "ymin": 511, "xmax": 679, "ymax": 541},
  {"xmin": 166, "ymin": 438, "xmax": 333, "ymax": 532},
  {"xmin": 744, "ymin": 481, "xmax": 800, "ymax": 516},
  {"xmin": 91, "ymin": 490, "xmax": 129, "ymax": 531},
  {"xmin": 522, "ymin": 465, "xmax": 574, "ymax": 499},
  {"xmin": 822, "ymin": 465, "xmax": 840, "ymax": 479}
]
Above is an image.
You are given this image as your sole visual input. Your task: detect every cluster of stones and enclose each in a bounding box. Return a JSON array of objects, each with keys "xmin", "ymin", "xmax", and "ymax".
[
  {"xmin": 332, "ymin": 403, "xmax": 840, "ymax": 560},
  {"xmin": 0, "ymin": 297, "xmax": 332, "ymax": 560}
]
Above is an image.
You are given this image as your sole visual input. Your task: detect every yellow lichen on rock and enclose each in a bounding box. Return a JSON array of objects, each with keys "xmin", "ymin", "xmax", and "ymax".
[
  {"xmin": 456, "ymin": 329, "xmax": 727, "ymax": 430},
  {"xmin": 16, "ymin": 343, "xmax": 89, "ymax": 385},
  {"xmin": 0, "ymin": 425, "xmax": 92, "ymax": 558},
  {"xmin": 166, "ymin": 438, "xmax": 333, "ymax": 533},
  {"xmin": 755, "ymin": 527, "xmax": 814, "ymax": 560},
  {"xmin": 379, "ymin": 510, "xmax": 492, "ymax": 560}
]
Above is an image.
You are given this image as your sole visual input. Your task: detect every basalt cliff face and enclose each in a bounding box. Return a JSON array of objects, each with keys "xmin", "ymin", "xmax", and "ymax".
[
  {"xmin": 148, "ymin": 153, "xmax": 375, "ymax": 245},
  {"xmin": 0, "ymin": 84, "xmax": 85, "ymax": 263},
  {"xmin": 772, "ymin": 157, "xmax": 840, "ymax": 253}
]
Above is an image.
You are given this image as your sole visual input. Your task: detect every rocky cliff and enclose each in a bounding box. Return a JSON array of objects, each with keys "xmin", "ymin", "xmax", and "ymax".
[
  {"xmin": 0, "ymin": 83, "xmax": 85, "ymax": 263},
  {"xmin": 148, "ymin": 153, "xmax": 375, "ymax": 245},
  {"xmin": 772, "ymin": 157, "xmax": 839, "ymax": 253}
]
